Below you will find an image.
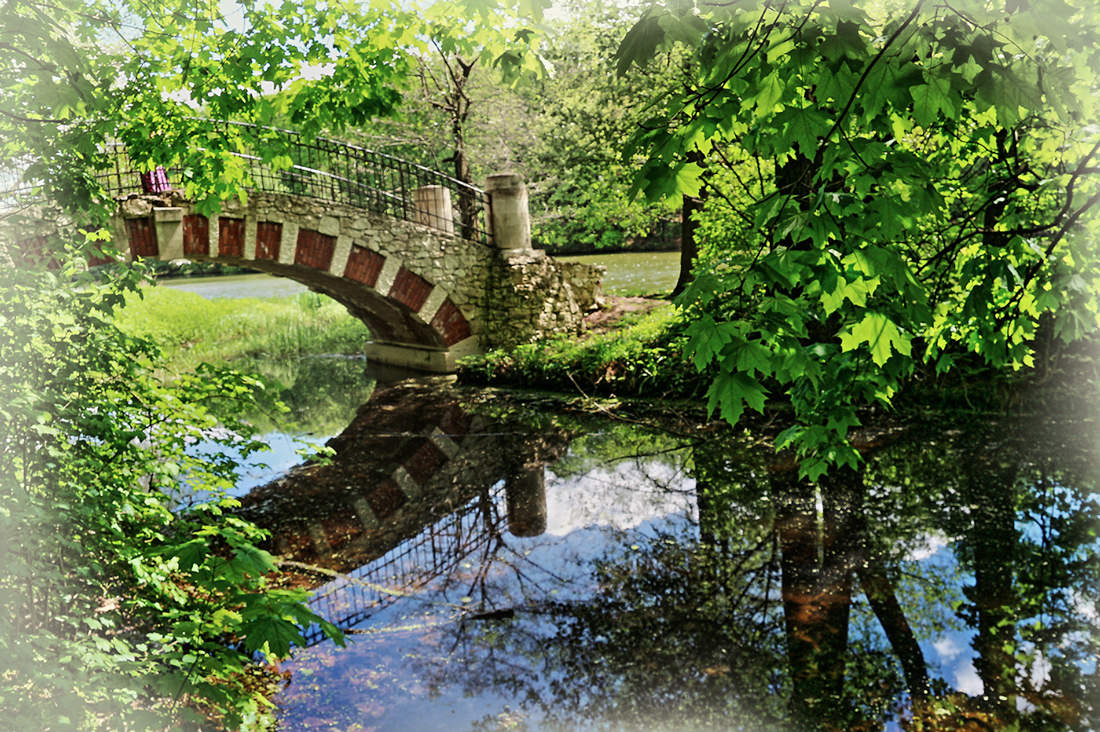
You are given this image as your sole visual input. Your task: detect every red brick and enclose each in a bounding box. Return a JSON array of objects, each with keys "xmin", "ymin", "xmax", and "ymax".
[
  {"xmin": 255, "ymin": 221, "xmax": 281, "ymax": 260},
  {"xmin": 183, "ymin": 214, "xmax": 209, "ymax": 256},
  {"xmin": 430, "ymin": 298, "xmax": 472, "ymax": 346},
  {"xmin": 344, "ymin": 245, "xmax": 385, "ymax": 286},
  {"xmin": 295, "ymin": 229, "xmax": 335, "ymax": 270},
  {"xmin": 127, "ymin": 217, "xmax": 157, "ymax": 258},
  {"xmin": 219, "ymin": 217, "xmax": 244, "ymax": 257},
  {"xmin": 388, "ymin": 266, "xmax": 432, "ymax": 311}
]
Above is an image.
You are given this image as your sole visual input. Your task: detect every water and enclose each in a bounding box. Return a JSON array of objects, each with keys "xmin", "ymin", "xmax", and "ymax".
[
  {"xmin": 165, "ymin": 258, "xmax": 1098, "ymax": 728},
  {"xmin": 557, "ymin": 250, "xmax": 680, "ymax": 295},
  {"xmin": 159, "ymin": 272, "xmax": 309, "ymax": 299},
  {"xmin": 159, "ymin": 250, "xmax": 681, "ymax": 299},
  {"xmin": 230, "ymin": 380, "xmax": 1100, "ymax": 731}
]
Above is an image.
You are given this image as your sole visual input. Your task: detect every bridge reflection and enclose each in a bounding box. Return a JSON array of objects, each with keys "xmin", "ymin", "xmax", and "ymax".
[
  {"xmin": 237, "ymin": 381, "xmax": 568, "ymax": 644},
  {"xmin": 255, "ymin": 383, "xmax": 1100, "ymax": 731}
]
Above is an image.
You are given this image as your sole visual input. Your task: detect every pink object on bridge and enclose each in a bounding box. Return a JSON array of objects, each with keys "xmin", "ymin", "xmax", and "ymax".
[{"xmin": 140, "ymin": 166, "xmax": 171, "ymax": 194}]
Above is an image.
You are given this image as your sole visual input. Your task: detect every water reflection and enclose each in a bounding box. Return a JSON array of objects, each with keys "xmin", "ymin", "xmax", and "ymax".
[{"xmin": 241, "ymin": 383, "xmax": 1100, "ymax": 730}]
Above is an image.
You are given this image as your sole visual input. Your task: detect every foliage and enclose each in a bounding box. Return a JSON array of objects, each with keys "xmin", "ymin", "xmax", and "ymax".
[
  {"xmin": 338, "ymin": 0, "xmax": 680, "ymax": 255},
  {"xmin": 0, "ymin": 0, "xmax": 421, "ymax": 219},
  {"xmin": 617, "ymin": 0, "xmax": 1100, "ymax": 478},
  {"xmin": 0, "ymin": 253, "xmax": 344, "ymax": 728},
  {"xmin": 522, "ymin": 0, "xmax": 681, "ymax": 253},
  {"xmin": 459, "ymin": 304, "xmax": 702, "ymax": 397},
  {"xmin": 411, "ymin": 0, "xmax": 550, "ymax": 174}
]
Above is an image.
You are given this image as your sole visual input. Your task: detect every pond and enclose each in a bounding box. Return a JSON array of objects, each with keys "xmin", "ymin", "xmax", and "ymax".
[
  {"xmin": 226, "ymin": 373, "xmax": 1099, "ymax": 731},
  {"xmin": 556, "ymin": 250, "xmax": 680, "ymax": 295}
]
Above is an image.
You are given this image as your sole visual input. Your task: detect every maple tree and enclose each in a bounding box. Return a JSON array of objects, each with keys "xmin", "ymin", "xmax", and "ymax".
[{"xmin": 617, "ymin": 0, "xmax": 1100, "ymax": 477}]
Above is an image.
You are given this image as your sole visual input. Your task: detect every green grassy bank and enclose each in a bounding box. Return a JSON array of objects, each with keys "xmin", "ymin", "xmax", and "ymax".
[
  {"xmin": 457, "ymin": 299, "xmax": 1097, "ymax": 425},
  {"xmin": 114, "ymin": 286, "xmax": 375, "ymax": 434},
  {"xmin": 458, "ymin": 303, "xmax": 708, "ymax": 399},
  {"xmin": 114, "ymin": 287, "xmax": 370, "ymax": 372}
]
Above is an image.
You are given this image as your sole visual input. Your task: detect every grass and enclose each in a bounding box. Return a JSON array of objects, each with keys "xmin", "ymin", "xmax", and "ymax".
[
  {"xmin": 114, "ymin": 286, "xmax": 371, "ymax": 374},
  {"xmin": 459, "ymin": 304, "xmax": 705, "ymax": 398},
  {"xmin": 114, "ymin": 285, "xmax": 377, "ymax": 434}
]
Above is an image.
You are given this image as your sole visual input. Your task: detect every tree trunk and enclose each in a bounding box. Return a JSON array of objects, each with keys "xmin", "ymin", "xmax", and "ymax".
[
  {"xmin": 965, "ymin": 449, "xmax": 1018, "ymax": 720},
  {"xmin": 672, "ymin": 149, "xmax": 707, "ymax": 297},
  {"xmin": 452, "ymin": 116, "xmax": 478, "ymax": 240},
  {"xmin": 671, "ymin": 193, "xmax": 700, "ymax": 297},
  {"xmin": 857, "ymin": 559, "xmax": 930, "ymax": 701}
]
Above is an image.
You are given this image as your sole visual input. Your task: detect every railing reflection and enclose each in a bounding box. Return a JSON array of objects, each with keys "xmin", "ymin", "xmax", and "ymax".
[{"xmin": 302, "ymin": 482, "xmax": 511, "ymax": 645}]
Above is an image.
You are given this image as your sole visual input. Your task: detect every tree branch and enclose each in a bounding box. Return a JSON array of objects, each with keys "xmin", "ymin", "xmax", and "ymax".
[{"xmin": 819, "ymin": 0, "xmax": 925, "ymax": 148}]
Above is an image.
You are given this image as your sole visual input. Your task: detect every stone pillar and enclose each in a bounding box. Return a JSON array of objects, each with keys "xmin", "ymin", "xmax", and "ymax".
[
  {"xmin": 413, "ymin": 185, "xmax": 454, "ymax": 234},
  {"xmin": 153, "ymin": 206, "xmax": 184, "ymax": 260},
  {"xmin": 485, "ymin": 173, "xmax": 531, "ymax": 252}
]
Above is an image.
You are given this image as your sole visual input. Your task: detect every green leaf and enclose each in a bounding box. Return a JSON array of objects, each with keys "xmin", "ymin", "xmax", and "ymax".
[
  {"xmin": 674, "ymin": 162, "xmax": 704, "ymax": 197},
  {"xmin": 821, "ymin": 276, "xmax": 880, "ymax": 315},
  {"xmin": 753, "ymin": 72, "xmax": 785, "ymax": 119},
  {"xmin": 706, "ymin": 372, "xmax": 767, "ymax": 426},
  {"xmin": 781, "ymin": 106, "xmax": 828, "ymax": 155},
  {"xmin": 657, "ymin": 13, "xmax": 706, "ymax": 47},
  {"xmin": 765, "ymin": 35, "xmax": 795, "ymax": 64},
  {"xmin": 243, "ymin": 617, "xmax": 304, "ymax": 658},
  {"xmin": 615, "ymin": 13, "xmax": 665, "ymax": 75},
  {"xmin": 909, "ymin": 76, "xmax": 955, "ymax": 127},
  {"xmin": 734, "ymin": 341, "xmax": 772, "ymax": 377},
  {"xmin": 839, "ymin": 312, "xmax": 912, "ymax": 367},
  {"xmin": 684, "ymin": 315, "xmax": 737, "ymax": 370}
]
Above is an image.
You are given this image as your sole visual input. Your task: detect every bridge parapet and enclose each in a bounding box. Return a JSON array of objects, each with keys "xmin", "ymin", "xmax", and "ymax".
[{"xmin": 101, "ymin": 121, "xmax": 495, "ymax": 245}]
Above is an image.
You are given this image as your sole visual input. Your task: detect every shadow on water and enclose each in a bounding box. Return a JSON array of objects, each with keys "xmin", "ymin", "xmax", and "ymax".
[{"xmin": 236, "ymin": 381, "xmax": 1100, "ymax": 731}]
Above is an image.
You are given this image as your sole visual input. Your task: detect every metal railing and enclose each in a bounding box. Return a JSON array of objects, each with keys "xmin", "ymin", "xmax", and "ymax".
[
  {"xmin": 80, "ymin": 121, "xmax": 494, "ymax": 245},
  {"xmin": 301, "ymin": 482, "xmax": 507, "ymax": 646}
]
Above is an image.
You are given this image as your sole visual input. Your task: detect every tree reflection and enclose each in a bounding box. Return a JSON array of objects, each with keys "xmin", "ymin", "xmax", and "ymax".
[
  {"xmin": 412, "ymin": 412, "xmax": 1097, "ymax": 730},
  {"xmin": 253, "ymin": 385, "xmax": 1099, "ymax": 731}
]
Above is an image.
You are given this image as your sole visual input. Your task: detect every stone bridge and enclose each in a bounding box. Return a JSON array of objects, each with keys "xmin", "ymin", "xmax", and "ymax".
[{"xmin": 35, "ymin": 123, "xmax": 603, "ymax": 372}]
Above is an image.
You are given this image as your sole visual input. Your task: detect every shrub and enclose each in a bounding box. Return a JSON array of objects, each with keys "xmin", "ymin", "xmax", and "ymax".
[{"xmin": 0, "ymin": 253, "xmax": 341, "ymax": 729}]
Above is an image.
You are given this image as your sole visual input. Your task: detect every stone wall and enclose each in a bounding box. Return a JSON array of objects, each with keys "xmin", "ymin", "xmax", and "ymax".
[{"xmin": 487, "ymin": 250, "xmax": 605, "ymax": 348}]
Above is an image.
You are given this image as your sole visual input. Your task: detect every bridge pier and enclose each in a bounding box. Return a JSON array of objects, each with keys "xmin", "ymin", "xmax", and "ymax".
[
  {"xmin": 153, "ymin": 206, "xmax": 185, "ymax": 259},
  {"xmin": 363, "ymin": 339, "xmax": 479, "ymax": 373}
]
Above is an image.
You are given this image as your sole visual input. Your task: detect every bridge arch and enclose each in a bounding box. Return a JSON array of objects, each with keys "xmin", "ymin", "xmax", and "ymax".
[{"xmin": 118, "ymin": 191, "xmax": 486, "ymax": 371}]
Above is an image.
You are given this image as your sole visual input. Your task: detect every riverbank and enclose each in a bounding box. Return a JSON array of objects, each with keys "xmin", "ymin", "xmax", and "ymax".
[
  {"xmin": 114, "ymin": 286, "xmax": 369, "ymax": 372},
  {"xmin": 459, "ymin": 295, "xmax": 1099, "ymax": 429},
  {"xmin": 114, "ymin": 285, "xmax": 376, "ymax": 433},
  {"xmin": 458, "ymin": 296, "xmax": 707, "ymax": 399}
]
